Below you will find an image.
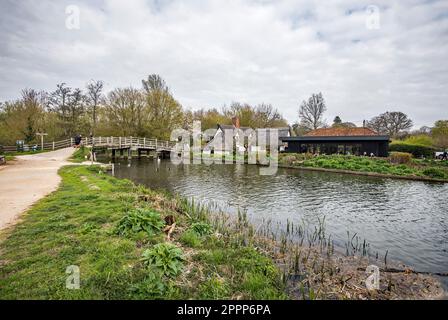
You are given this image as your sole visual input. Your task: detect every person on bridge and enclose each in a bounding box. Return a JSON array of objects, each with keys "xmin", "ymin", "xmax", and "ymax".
[{"xmin": 74, "ymin": 134, "xmax": 82, "ymax": 148}]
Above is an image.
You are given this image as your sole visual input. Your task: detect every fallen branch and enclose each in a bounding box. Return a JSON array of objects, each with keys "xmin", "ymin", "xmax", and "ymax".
[{"xmin": 164, "ymin": 223, "xmax": 176, "ymax": 241}]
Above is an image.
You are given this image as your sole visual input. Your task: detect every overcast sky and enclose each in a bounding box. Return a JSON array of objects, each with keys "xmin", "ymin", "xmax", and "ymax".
[{"xmin": 0, "ymin": 0, "xmax": 447, "ymax": 128}]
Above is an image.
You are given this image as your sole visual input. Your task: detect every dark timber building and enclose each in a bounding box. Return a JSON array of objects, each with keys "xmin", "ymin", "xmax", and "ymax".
[{"xmin": 282, "ymin": 127, "xmax": 390, "ymax": 157}]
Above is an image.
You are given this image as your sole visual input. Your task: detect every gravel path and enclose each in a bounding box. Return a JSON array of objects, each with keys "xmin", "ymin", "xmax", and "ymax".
[{"xmin": 0, "ymin": 148, "xmax": 75, "ymax": 230}]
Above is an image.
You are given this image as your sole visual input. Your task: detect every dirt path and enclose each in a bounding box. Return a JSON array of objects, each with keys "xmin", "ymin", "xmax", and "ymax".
[{"xmin": 0, "ymin": 148, "xmax": 75, "ymax": 230}]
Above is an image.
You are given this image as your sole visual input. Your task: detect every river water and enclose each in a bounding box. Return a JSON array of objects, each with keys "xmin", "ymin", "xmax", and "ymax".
[{"xmin": 106, "ymin": 158, "xmax": 448, "ymax": 278}]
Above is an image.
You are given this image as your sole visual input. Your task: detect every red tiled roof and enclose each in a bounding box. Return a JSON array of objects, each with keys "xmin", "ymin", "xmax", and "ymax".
[{"xmin": 304, "ymin": 127, "xmax": 378, "ymax": 137}]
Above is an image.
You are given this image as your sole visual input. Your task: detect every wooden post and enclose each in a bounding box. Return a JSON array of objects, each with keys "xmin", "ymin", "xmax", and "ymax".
[
  {"xmin": 52, "ymin": 141, "xmax": 55, "ymax": 150},
  {"xmin": 36, "ymin": 132, "xmax": 48, "ymax": 151},
  {"xmin": 119, "ymin": 137, "xmax": 122, "ymax": 148},
  {"xmin": 71, "ymin": 138, "xmax": 74, "ymax": 146}
]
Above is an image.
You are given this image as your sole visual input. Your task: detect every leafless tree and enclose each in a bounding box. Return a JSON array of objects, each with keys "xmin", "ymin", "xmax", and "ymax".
[
  {"xmin": 86, "ymin": 80, "xmax": 104, "ymax": 136},
  {"xmin": 48, "ymin": 83, "xmax": 86, "ymax": 137},
  {"xmin": 298, "ymin": 93, "xmax": 327, "ymax": 130},
  {"xmin": 367, "ymin": 111, "xmax": 413, "ymax": 137}
]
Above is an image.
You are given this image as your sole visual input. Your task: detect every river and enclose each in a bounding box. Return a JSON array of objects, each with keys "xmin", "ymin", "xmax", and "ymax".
[{"xmin": 105, "ymin": 157, "xmax": 448, "ymax": 281}]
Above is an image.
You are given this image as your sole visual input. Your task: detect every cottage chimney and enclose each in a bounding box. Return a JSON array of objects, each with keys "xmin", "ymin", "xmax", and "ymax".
[{"xmin": 232, "ymin": 116, "xmax": 240, "ymax": 129}]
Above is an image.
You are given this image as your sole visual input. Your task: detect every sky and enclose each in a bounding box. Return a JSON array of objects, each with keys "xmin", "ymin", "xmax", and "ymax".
[{"xmin": 0, "ymin": 0, "xmax": 447, "ymax": 128}]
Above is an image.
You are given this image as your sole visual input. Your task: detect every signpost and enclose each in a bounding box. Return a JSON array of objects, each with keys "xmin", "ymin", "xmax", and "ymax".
[{"xmin": 36, "ymin": 132, "xmax": 48, "ymax": 151}]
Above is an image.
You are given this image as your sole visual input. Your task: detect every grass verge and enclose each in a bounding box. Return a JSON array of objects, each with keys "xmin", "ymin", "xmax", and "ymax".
[
  {"xmin": 0, "ymin": 165, "xmax": 286, "ymax": 299},
  {"xmin": 70, "ymin": 146, "xmax": 91, "ymax": 163}
]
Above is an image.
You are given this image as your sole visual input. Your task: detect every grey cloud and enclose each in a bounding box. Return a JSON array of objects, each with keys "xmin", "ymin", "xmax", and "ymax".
[{"xmin": 0, "ymin": 0, "xmax": 447, "ymax": 128}]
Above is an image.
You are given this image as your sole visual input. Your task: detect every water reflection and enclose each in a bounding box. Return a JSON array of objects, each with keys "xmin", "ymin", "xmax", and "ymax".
[{"xmin": 108, "ymin": 158, "xmax": 448, "ymax": 275}]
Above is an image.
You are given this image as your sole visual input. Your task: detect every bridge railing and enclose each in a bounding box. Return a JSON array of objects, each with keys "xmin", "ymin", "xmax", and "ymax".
[
  {"xmin": 88, "ymin": 136, "xmax": 175, "ymax": 150},
  {"xmin": 1, "ymin": 136, "xmax": 176, "ymax": 153}
]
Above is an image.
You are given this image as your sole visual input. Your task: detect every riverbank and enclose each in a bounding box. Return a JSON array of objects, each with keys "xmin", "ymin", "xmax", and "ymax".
[
  {"xmin": 278, "ymin": 153, "xmax": 448, "ymax": 183},
  {"xmin": 0, "ymin": 165, "xmax": 286, "ymax": 299},
  {"xmin": 0, "ymin": 165, "xmax": 444, "ymax": 299}
]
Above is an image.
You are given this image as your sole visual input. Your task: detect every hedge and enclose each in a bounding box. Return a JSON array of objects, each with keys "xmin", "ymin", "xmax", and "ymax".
[
  {"xmin": 389, "ymin": 142, "xmax": 435, "ymax": 158},
  {"xmin": 389, "ymin": 152, "xmax": 412, "ymax": 164}
]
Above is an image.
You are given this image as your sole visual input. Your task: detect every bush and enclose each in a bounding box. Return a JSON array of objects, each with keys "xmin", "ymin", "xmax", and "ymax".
[
  {"xmin": 115, "ymin": 208, "xmax": 165, "ymax": 237},
  {"xmin": 389, "ymin": 142, "xmax": 435, "ymax": 158},
  {"xmin": 190, "ymin": 222, "xmax": 213, "ymax": 236},
  {"xmin": 403, "ymin": 135, "xmax": 434, "ymax": 147},
  {"xmin": 389, "ymin": 152, "xmax": 413, "ymax": 164},
  {"xmin": 422, "ymin": 168, "xmax": 447, "ymax": 179},
  {"xmin": 141, "ymin": 243, "xmax": 184, "ymax": 277}
]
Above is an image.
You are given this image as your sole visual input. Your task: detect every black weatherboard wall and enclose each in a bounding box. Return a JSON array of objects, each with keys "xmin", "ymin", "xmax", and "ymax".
[{"xmin": 282, "ymin": 136, "xmax": 390, "ymax": 157}]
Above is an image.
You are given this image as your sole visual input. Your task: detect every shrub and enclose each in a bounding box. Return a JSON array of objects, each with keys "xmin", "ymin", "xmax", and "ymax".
[
  {"xmin": 279, "ymin": 155, "xmax": 297, "ymax": 165},
  {"xmin": 389, "ymin": 142, "xmax": 435, "ymax": 158},
  {"xmin": 115, "ymin": 208, "xmax": 165, "ymax": 237},
  {"xmin": 389, "ymin": 152, "xmax": 413, "ymax": 164},
  {"xmin": 141, "ymin": 243, "xmax": 184, "ymax": 277},
  {"xmin": 422, "ymin": 168, "xmax": 447, "ymax": 179},
  {"xmin": 190, "ymin": 222, "xmax": 213, "ymax": 236},
  {"xmin": 179, "ymin": 230, "xmax": 202, "ymax": 247},
  {"xmin": 403, "ymin": 135, "xmax": 434, "ymax": 147}
]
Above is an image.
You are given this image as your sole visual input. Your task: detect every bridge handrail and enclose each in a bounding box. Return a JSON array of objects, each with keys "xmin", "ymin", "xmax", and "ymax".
[{"xmin": 0, "ymin": 136, "xmax": 175, "ymax": 153}]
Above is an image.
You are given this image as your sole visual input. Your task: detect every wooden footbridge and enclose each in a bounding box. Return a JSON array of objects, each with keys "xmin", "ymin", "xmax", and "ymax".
[
  {"xmin": 1, "ymin": 136, "xmax": 176, "ymax": 158},
  {"xmin": 85, "ymin": 137, "xmax": 175, "ymax": 158}
]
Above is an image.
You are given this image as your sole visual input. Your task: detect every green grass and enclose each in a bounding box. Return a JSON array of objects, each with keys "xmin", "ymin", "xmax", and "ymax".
[
  {"xmin": 70, "ymin": 146, "xmax": 90, "ymax": 163},
  {"xmin": 279, "ymin": 153, "xmax": 448, "ymax": 181},
  {"xmin": 0, "ymin": 165, "xmax": 286, "ymax": 299}
]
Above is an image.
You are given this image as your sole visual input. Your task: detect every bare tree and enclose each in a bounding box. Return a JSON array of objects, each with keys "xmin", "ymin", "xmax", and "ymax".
[
  {"xmin": 254, "ymin": 103, "xmax": 286, "ymax": 128},
  {"xmin": 367, "ymin": 111, "xmax": 413, "ymax": 137},
  {"xmin": 86, "ymin": 80, "xmax": 104, "ymax": 136},
  {"xmin": 298, "ymin": 93, "xmax": 327, "ymax": 130},
  {"xmin": 142, "ymin": 74, "xmax": 167, "ymax": 93},
  {"xmin": 48, "ymin": 83, "xmax": 86, "ymax": 137}
]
